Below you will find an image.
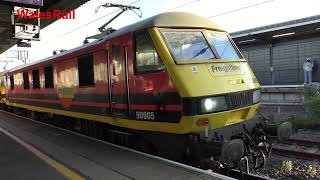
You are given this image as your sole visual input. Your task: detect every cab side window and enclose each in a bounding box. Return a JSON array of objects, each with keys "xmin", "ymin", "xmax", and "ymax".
[
  {"xmin": 135, "ymin": 31, "xmax": 164, "ymax": 74},
  {"xmin": 112, "ymin": 45, "xmax": 122, "ymax": 76}
]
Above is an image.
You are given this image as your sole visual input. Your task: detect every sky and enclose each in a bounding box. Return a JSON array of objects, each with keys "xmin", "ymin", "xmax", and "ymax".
[{"xmin": 1, "ymin": 0, "xmax": 320, "ymax": 70}]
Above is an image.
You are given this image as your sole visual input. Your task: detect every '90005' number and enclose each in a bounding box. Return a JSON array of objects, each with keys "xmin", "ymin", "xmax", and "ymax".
[{"xmin": 136, "ymin": 111, "xmax": 155, "ymax": 120}]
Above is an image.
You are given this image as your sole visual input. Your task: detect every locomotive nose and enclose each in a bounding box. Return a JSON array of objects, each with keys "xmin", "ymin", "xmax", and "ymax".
[{"xmin": 220, "ymin": 139, "xmax": 244, "ymax": 167}]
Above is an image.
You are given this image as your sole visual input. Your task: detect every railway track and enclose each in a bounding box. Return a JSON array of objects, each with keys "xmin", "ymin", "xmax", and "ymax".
[
  {"xmin": 271, "ymin": 136, "xmax": 320, "ymax": 161},
  {"xmin": 0, "ymin": 110, "xmax": 269, "ymax": 180},
  {"xmin": 280, "ymin": 138, "xmax": 320, "ymax": 148}
]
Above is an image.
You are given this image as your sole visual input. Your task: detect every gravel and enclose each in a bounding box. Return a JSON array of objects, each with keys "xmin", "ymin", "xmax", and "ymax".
[
  {"xmin": 251, "ymin": 127, "xmax": 320, "ymax": 180},
  {"xmin": 253, "ymin": 155, "xmax": 320, "ymax": 180},
  {"xmin": 250, "ymin": 128, "xmax": 320, "ymax": 179}
]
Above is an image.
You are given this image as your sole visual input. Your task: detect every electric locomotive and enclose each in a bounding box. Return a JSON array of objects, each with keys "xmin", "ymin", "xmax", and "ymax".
[{"xmin": 3, "ymin": 12, "xmax": 274, "ymax": 171}]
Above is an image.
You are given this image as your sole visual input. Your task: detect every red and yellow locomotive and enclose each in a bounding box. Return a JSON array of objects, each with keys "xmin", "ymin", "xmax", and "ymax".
[{"xmin": 3, "ymin": 12, "xmax": 272, "ymax": 170}]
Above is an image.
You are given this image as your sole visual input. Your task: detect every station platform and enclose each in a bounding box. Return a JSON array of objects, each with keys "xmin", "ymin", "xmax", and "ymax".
[
  {"xmin": 0, "ymin": 130, "xmax": 68, "ymax": 180},
  {"xmin": 0, "ymin": 110, "xmax": 232, "ymax": 180}
]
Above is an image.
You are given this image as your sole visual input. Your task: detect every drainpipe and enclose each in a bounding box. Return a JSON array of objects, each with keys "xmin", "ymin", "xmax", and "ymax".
[
  {"xmin": 269, "ymin": 43, "xmax": 274, "ymax": 85},
  {"xmin": 296, "ymin": 44, "xmax": 300, "ymax": 83}
]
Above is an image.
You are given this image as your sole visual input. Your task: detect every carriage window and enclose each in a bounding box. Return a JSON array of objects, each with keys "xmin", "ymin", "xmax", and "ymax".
[
  {"xmin": 160, "ymin": 31, "xmax": 215, "ymax": 62},
  {"xmin": 32, "ymin": 69, "xmax": 40, "ymax": 89},
  {"xmin": 112, "ymin": 45, "xmax": 121, "ymax": 76},
  {"xmin": 23, "ymin": 72, "xmax": 29, "ymax": 89},
  {"xmin": 45, "ymin": 65, "xmax": 54, "ymax": 88},
  {"xmin": 205, "ymin": 32, "xmax": 240, "ymax": 60},
  {"xmin": 78, "ymin": 54, "xmax": 95, "ymax": 87},
  {"xmin": 10, "ymin": 75, "xmax": 14, "ymax": 90},
  {"xmin": 135, "ymin": 31, "xmax": 164, "ymax": 73}
]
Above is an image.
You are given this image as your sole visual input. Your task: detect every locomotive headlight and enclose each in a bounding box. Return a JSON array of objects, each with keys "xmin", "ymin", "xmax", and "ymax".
[
  {"xmin": 253, "ymin": 89, "xmax": 261, "ymax": 104},
  {"xmin": 200, "ymin": 96, "xmax": 227, "ymax": 114}
]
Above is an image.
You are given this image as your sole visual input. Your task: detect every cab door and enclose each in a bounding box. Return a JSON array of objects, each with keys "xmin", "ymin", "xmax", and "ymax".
[{"xmin": 109, "ymin": 41, "xmax": 130, "ymax": 117}]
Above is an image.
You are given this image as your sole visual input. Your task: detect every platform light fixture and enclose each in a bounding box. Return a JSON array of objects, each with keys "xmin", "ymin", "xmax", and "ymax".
[
  {"xmin": 238, "ymin": 39, "xmax": 256, "ymax": 44},
  {"xmin": 316, "ymin": 27, "xmax": 320, "ymax": 31},
  {"xmin": 272, "ymin": 32, "xmax": 295, "ymax": 38}
]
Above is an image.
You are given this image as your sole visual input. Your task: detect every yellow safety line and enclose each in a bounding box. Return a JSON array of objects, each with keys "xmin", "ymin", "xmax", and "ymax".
[{"xmin": 0, "ymin": 127, "xmax": 85, "ymax": 180}]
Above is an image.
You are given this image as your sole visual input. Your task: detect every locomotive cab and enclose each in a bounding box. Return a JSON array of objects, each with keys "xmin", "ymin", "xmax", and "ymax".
[
  {"xmin": 148, "ymin": 27, "xmax": 261, "ymax": 136},
  {"xmin": 140, "ymin": 14, "xmax": 268, "ymax": 168}
]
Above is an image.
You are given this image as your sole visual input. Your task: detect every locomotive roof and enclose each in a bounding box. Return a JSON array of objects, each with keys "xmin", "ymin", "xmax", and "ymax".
[
  {"xmin": 7, "ymin": 12, "xmax": 224, "ymax": 73},
  {"xmin": 103, "ymin": 12, "xmax": 224, "ymax": 40}
]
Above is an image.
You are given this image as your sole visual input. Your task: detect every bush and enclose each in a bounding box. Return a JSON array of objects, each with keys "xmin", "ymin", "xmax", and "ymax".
[
  {"xmin": 273, "ymin": 86, "xmax": 320, "ymax": 129},
  {"xmin": 304, "ymin": 85, "xmax": 320, "ymax": 118}
]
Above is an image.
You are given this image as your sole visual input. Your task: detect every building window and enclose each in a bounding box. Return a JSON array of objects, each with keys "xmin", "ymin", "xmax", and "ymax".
[
  {"xmin": 135, "ymin": 31, "xmax": 164, "ymax": 74},
  {"xmin": 32, "ymin": 69, "xmax": 40, "ymax": 89},
  {"xmin": 112, "ymin": 45, "xmax": 121, "ymax": 76},
  {"xmin": 45, "ymin": 66, "xmax": 54, "ymax": 88},
  {"xmin": 78, "ymin": 54, "xmax": 94, "ymax": 87},
  {"xmin": 10, "ymin": 75, "xmax": 14, "ymax": 90},
  {"xmin": 23, "ymin": 72, "xmax": 29, "ymax": 89}
]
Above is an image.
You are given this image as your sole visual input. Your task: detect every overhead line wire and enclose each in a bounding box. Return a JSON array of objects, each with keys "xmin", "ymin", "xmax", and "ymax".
[
  {"xmin": 208, "ymin": 0, "xmax": 276, "ymax": 18},
  {"xmin": 36, "ymin": 0, "xmax": 141, "ymax": 48},
  {"xmin": 164, "ymin": 0, "xmax": 200, "ymax": 12}
]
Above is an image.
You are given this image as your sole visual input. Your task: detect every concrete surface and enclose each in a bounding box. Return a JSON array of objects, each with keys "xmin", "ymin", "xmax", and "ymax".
[
  {"xmin": 0, "ymin": 111, "xmax": 231, "ymax": 180},
  {"xmin": 0, "ymin": 131, "xmax": 67, "ymax": 180}
]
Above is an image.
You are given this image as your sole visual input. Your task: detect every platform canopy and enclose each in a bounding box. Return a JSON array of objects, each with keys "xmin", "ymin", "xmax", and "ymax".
[
  {"xmin": 0, "ymin": 0, "xmax": 90, "ymax": 54},
  {"xmin": 231, "ymin": 15, "xmax": 320, "ymax": 46}
]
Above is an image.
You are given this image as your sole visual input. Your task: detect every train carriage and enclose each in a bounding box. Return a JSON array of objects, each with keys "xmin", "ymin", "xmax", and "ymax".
[{"xmin": 3, "ymin": 12, "xmax": 272, "ymax": 170}]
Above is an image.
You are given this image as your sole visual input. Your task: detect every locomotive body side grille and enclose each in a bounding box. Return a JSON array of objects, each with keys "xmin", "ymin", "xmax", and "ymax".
[{"xmin": 226, "ymin": 91, "xmax": 253, "ymax": 110}]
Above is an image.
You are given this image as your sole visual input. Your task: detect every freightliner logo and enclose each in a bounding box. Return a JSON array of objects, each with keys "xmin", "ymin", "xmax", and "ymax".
[{"xmin": 211, "ymin": 64, "xmax": 240, "ymax": 73}]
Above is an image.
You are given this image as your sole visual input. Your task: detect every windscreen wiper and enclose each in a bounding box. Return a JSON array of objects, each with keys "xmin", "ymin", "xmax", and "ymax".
[{"xmin": 189, "ymin": 46, "xmax": 209, "ymax": 60}]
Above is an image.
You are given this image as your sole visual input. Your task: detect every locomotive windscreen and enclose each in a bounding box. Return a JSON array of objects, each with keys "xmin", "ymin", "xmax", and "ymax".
[{"xmin": 160, "ymin": 30, "xmax": 242, "ymax": 62}]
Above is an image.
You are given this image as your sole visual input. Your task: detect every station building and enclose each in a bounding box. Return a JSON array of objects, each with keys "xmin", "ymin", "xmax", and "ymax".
[{"xmin": 231, "ymin": 15, "xmax": 320, "ymax": 85}]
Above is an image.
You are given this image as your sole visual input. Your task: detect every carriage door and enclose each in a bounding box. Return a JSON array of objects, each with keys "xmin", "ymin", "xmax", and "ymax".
[{"xmin": 109, "ymin": 43, "xmax": 130, "ymax": 117}]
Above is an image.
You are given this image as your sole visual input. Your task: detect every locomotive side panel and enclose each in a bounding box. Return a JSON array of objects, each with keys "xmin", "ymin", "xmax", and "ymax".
[
  {"xmin": 55, "ymin": 50, "xmax": 109, "ymax": 116},
  {"xmin": 128, "ymin": 30, "xmax": 182, "ymax": 123},
  {"xmin": 108, "ymin": 35, "xmax": 130, "ymax": 117}
]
